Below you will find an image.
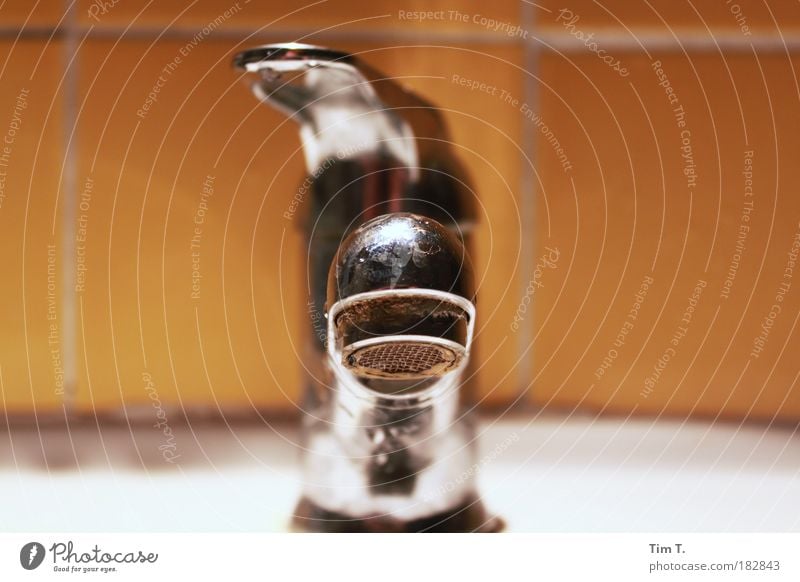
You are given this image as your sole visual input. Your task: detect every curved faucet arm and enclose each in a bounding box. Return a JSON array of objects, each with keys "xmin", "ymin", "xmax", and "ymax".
[
  {"xmin": 233, "ymin": 43, "xmax": 475, "ymax": 229},
  {"xmin": 234, "ymin": 43, "xmax": 419, "ymax": 178}
]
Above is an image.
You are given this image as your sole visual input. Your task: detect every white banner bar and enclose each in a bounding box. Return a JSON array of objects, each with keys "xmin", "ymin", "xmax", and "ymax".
[{"xmin": 1, "ymin": 533, "xmax": 797, "ymax": 581}]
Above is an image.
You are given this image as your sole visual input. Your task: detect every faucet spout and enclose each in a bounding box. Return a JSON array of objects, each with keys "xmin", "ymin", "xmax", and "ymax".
[
  {"xmin": 234, "ymin": 43, "xmax": 419, "ymax": 182},
  {"xmin": 234, "ymin": 43, "xmax": 474, "ymax": 229}
]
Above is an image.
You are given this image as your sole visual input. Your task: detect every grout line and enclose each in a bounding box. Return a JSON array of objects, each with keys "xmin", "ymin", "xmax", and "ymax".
[
  {"xmin": 0, "ymin": 24, "xmax": 523, "ymax": 45},
  {"xmin": 61, "ymin": 0, "xmax": 78, "ymax": 411},
  {"xmin": 81, "ymin": 24, "xmax": 527, "ymax": 45},
  {"xmin": 518, "ymin": 0, "xmax": 538, "ymax": 411},
  {"xmin": 3, "ymin": 24, "xmax": 800, "ymax": 51},
  {"xmin": 535, "ymin": 30, "xmax": 800, "ymax": 53},
  {"xmin": 0, "ymin": 25, "xmax": 62, "ymax": 39}
]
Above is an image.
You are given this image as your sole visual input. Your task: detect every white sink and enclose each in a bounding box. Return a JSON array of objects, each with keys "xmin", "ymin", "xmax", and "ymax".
[{"xmin": 1, "ymin": 415, "xmax": 797, "ymax": 532}]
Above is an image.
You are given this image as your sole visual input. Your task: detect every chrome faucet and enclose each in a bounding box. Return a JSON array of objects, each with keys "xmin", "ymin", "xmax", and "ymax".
[{"xmin": 234, "ymin": 43, "xmax": 499, "ymax": 532}]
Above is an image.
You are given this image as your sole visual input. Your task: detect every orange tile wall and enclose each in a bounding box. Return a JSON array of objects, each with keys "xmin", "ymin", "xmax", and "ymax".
[{"xmin": 0, "ymin": 0, "xmax": 798, "ymax": 423}]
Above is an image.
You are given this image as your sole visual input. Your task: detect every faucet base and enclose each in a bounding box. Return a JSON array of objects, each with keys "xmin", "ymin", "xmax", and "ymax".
[{"xmin": 290, "ymin": 496, "xmax": 504, "ymax": 533}]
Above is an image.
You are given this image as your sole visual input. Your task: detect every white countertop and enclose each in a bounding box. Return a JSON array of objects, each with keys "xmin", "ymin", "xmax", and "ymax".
[{"xmin": 1, "ymin": 415, "xmax": 798, "ymax": 532}]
